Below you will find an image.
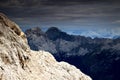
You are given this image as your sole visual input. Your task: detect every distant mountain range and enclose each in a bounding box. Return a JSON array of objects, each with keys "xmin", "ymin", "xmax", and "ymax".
[
  {"xmin": 25, "ymin": 27, "xmax": 120, "ymax": 80},
  {"xmin": 67, "ymin": 30, "xmax": 120, "ymax": 39}
]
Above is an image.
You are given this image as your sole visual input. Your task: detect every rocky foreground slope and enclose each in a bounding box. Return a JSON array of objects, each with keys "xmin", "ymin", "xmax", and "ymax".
[{"xmin": 0, "ymin": 13, "xmax": 92, "ymax": 80}]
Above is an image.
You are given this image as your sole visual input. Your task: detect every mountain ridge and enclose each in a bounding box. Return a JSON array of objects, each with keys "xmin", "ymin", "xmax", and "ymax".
[
  {"xmin": 25, "ymin": 27, "xmax": 120, "ymax": 80},
  {"xmin": 0, "ymin": 13, "xmax": 92, "ymax": 80}
]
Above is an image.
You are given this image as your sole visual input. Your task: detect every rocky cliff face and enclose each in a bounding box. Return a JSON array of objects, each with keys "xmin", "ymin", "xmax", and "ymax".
[
  {"xmin": 0, "ymin": 13, "xmax": 92, "ymax": 80},
  {"xmin": 25, "ymin": 27, "xmax": 120, "ymax": 80}
]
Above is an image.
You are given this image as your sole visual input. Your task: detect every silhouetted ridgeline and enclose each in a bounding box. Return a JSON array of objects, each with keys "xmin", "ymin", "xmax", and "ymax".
[{"xmin": 25, "ymin": 27, "xmax": 120, "ymax": 80}]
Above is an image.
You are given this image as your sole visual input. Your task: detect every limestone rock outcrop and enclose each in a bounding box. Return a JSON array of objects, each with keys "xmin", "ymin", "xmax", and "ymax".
[
  {"xmin": 0, "ymin": 13, "xmax": 92, "ymax": 80},
  {"xmin": 0, "ymin": 13, "xmax": 26, "ymax": 43}
]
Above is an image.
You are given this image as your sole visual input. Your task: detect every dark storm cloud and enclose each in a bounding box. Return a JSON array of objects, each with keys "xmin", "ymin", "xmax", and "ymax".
[
  {"xmin": 1, "ymin": 0, "xmax": 120, "ymax": 7},
  {"xmin": 0, "ymin": 0, "xmax": 120, "ymax": 31}
]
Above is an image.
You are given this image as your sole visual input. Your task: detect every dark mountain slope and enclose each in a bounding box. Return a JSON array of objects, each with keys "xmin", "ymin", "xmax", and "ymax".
[
  {"xmin": 46, "ymin": 27, "xmax": 75, "ymax": 41},
  {"xmin": 25, "ymin": 27, "xmax": 120, "ymax": 80}
]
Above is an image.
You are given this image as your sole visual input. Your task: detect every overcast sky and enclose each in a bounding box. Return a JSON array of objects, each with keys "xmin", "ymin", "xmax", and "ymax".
[{"xmin": 0, "ymin": 0, "xmax": 120, "ymax": 37}]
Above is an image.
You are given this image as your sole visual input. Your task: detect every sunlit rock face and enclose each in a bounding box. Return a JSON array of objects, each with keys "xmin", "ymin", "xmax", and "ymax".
[{"xmin": 0, "ymin": 13, "xmax": 92, "ymax": 80}]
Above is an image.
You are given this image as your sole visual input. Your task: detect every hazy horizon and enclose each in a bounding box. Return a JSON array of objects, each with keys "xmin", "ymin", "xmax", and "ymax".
[{"xmin": 0, "ymin": 0, "xmax": 120, "ymax": 38}]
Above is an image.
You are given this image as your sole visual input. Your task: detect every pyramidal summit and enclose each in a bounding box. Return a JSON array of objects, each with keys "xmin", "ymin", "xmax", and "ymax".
[{"xmin": 0, "ymin": 13, "xmax": 92, "ymax": 80}]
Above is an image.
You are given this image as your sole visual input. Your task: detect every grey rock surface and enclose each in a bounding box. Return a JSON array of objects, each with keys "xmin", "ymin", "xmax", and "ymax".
[{"xmin": 25, "ymin": 27, "xmax": 120, "ymax": 80}]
